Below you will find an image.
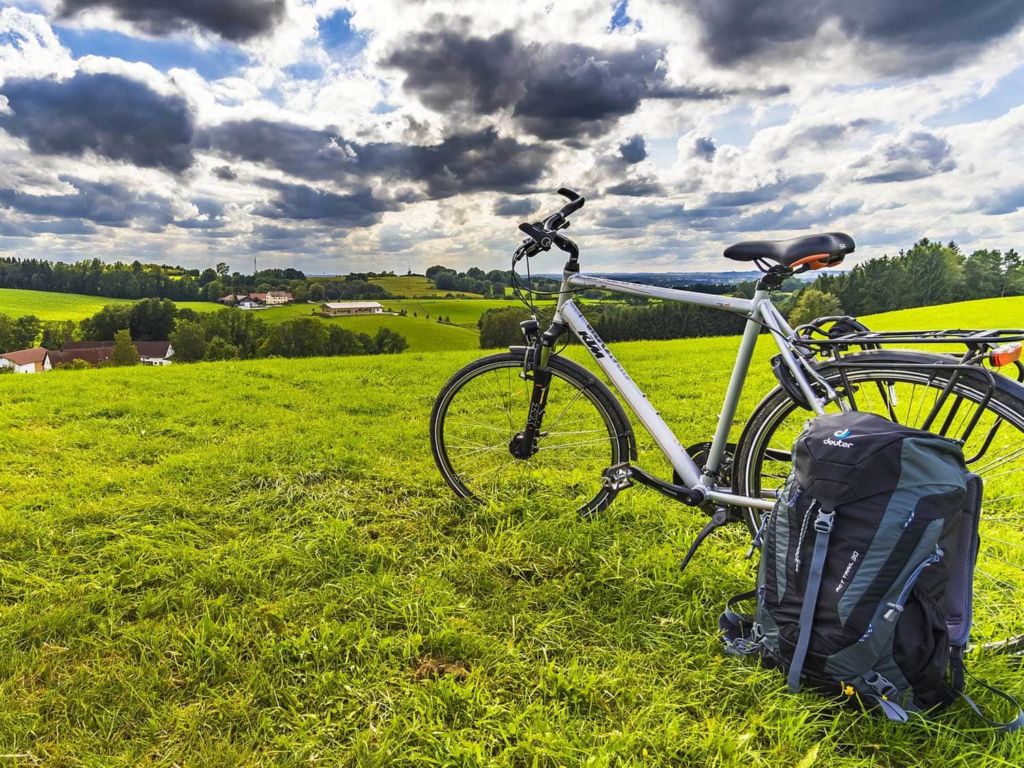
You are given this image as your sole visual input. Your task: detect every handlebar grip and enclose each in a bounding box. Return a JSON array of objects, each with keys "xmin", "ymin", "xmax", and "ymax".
[{"xmin": 557, "ymin": 187, "xmax": 585, "ymax": 218}]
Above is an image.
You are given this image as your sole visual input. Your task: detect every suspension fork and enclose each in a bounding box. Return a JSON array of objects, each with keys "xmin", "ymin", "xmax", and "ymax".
[{"xmin": 511, "ymin": 320, "xmax": 567, "ymax": 459}]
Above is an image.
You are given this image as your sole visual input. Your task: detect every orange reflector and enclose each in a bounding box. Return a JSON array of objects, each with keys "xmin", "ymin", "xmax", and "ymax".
[{"xmin": 989, "ymin": 343, "xmax": 1022, "ymax": 367}]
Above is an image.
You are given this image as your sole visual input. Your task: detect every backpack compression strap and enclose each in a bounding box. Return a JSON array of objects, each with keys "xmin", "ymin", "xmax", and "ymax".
[{"xmin": 787, "ymin": 506, "xmax": 835, "ymax": 693}]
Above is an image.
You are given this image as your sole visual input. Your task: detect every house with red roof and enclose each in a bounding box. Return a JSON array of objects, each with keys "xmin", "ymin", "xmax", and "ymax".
[{"xmin": 0, "ymin": 347, "xmax": 53, "ymax": 374}]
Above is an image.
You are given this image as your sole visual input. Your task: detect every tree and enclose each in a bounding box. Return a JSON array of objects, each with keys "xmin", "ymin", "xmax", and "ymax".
[
  {"xmin": 0, "ymin": 313, "xmax": 41, "ymax": 352},
  {"xmin": 788, "ymin": 288, "xmax": 843, "ymax": 326},
  {"xmin": 308, "ymin": 282, "xmax": 326, "ymax": 302},
  {"xmin": 479, "ymin": 307, "xmax": 531, "ymax": 348},
  {"xmin": 373, "ymin": 327, "xmax": 408, "ymax": 354},
  {"xmin": 80, "ymin": 304, "xmax": 133, "ymax": 341},
  {"xmin": 205, "ymin": 336, "xmax": 239, "ymax": 361},
  {"xmin": 111, "ymin": 329, "xmax": 140, "ymax": 366},
  {"xmin": 129, "ymin": 298, "xmax": 177, "ymax": 341},
  {"xmin": 40, "ymin": 320, "xmax": 76, "ymax": 349},
  {"xmin": 170, "ymin": 320, "xmax": 207, "ymax": 362}
]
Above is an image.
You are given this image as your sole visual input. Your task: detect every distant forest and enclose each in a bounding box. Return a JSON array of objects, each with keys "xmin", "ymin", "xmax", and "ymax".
[{"xmin": 0, "ymin": 258, "xmax": 392, "ymax": 302}]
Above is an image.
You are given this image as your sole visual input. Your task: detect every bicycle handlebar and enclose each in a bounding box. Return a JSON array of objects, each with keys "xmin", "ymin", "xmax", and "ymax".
[{"xmin": 516, "ymin": 188, "xmax": 585, "ymax": 264}]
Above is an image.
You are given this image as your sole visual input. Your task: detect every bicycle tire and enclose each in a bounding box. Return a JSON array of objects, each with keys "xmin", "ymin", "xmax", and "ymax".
[{"xmin": 430, "ymin": 351, "xmax": 635, "ymax": 517}]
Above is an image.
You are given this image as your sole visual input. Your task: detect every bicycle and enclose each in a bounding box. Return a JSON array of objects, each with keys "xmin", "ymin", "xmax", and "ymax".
[{"xmin": 429, "ymin": 188, "xmax": 1024, "ymax": 650}]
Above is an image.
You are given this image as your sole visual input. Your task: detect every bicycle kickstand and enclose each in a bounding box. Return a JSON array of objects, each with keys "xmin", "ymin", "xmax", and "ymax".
[{"xmin": 679, "ymin": 507, "xmax": 732, "ymax": 573}]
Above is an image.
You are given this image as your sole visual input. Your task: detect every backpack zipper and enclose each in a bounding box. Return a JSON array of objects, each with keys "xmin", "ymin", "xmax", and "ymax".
[{"xmin": 883, "ymin": 547, "xmax": 943, "ymax": 622}]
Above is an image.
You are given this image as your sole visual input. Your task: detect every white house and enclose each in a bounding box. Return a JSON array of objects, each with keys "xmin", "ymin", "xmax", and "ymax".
[
  {"xmin": 320, "ymin": 301, "xmax": 385, "ymax": 317},
  {"xmin": 0, "ymin": 347, "xmax": 53, "ymax": 374},
  {"xmin": 263, "ymin": 291, "xmax": 294, "ymax": 305}
]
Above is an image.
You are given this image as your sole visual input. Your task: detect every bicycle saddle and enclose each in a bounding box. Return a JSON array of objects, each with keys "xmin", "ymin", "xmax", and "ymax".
[{"xmin": 724, "ymin": 232, "xmax": 855, "ymax": 270}]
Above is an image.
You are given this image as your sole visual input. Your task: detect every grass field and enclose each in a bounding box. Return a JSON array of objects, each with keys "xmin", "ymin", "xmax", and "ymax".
[
  {"xmin": 864, "ymin": 296, "xmax": 1024, "ymax": 331},
  {"xmin": 369, "ymin": 275, "xmax": 485, "ymax": 298},
  {"xmin": 1, "ymin": 297, "xmax": 1023, "ymax": 765},
  {"xmin": 0, "ymin": 288, "xmax": 132, "ymax": 321}
]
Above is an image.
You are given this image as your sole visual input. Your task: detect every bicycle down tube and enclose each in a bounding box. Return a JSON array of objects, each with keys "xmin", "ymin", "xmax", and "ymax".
[{"xmin": 553, "ymin": 274, "xmax": 827, "ymax": 511}]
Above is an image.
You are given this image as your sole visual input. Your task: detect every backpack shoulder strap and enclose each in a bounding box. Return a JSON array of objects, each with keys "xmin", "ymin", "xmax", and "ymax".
[
  {"xmin": 787, "ymin": 505, "xmax": 835, "ymax": 692},
  {"xmin": 958, "ymin": 672, "xmax": 1024, "ymax": 733}
]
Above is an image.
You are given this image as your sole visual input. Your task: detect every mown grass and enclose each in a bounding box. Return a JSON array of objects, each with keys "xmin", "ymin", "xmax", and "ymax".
[
  {"xmin": 2, "ymin": 295, "xmax": 1023, "ymax": 765},
  {"xmin": 864, "ymin": 296, "xmax": 1024, "ymax": 332}
]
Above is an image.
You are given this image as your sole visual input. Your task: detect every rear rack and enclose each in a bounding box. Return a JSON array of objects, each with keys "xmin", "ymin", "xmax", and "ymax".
[{"xmin": 796, "ymin": 317, "xmax": 1024, "ymax": 351}]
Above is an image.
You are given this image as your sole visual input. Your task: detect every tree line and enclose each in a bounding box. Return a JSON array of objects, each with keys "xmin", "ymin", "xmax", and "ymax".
[
  {"xmin": 0, "ymin": 299, "xmax": 408, "ymax": 364},
  {"xmin": 478, "ymin": 301, "xmax": 745, "ymax": 348},
  {"xmin": 796, "ymin": 239, "xmax": 1023, "ymax": 321},
  {"xmin": 0, "ymin": 257, "xmax": 393, "ymax": 303}
]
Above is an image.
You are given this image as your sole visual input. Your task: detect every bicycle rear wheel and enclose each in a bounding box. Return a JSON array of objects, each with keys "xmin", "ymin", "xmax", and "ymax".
[
  {"xmin": 734, "ymin": 350, "xmax": 1024, "ymax": 650},
  {"xmin": 430, "ymin": 352, "xmax": 634, "ymax": 516}
]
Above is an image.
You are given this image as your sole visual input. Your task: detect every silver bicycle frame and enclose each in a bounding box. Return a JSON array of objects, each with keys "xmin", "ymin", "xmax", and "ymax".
[{"xmin": 553, "ymin": 272, "xmax": 829, "ymax": 511}]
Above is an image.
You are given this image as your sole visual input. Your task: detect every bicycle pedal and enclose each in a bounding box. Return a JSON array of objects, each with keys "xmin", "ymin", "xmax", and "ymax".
[{"xmin": 601, "ymin": 462, "xmax": 633, "ymax": 492}]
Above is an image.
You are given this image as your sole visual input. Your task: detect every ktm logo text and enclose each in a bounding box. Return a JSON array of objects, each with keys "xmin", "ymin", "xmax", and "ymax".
[{"xmin": 578, "ymin": 331, "xmax": 605, "ymax": 359}]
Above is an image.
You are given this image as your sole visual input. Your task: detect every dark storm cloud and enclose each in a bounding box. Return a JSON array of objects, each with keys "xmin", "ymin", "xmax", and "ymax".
[
  {"xmin": 200, "ymin": 121, "xmax": 553, "ymax": 198},
  {"xmin": 58, "ymin": 0, "xmax": 286, "ymax": 42},
  {"xmin": 383, "ymin": 28, "xmax": 529, "ymax": 114},
  {"xmin": 384, "ymin": 28, "xmax": 746, "ymax": 139},
  {"xmin": 213, "ymin": 166, "xmax": 238, "ymax": 181},
  {"xmin": 693, "ymin": 136, "xmax": 717, "ymax": 161},
  {"xmin": 605, "ymin": 179, "xmax": 664, "ymax": 197},
  {"xmin": 0, "ymin": 72, "xmax": 194, "ymax": 173},
  {"xmin": 618, "ymin": 135, "xmax": 647, "ymax": 164},
  {"xmin": 854, "ymin": 132, "xmax": 955, "ymax": 183},
  {"xmin": 678, "ymin": 0, "xmax": 1024, "ymax": 73},
  {"xmin": 253, "ymin": 182, "xmax": 399, "ymax": 226},
  {"xmin": 493, "ymin": 196, "xmax": 539, "ymax": 217},
  {"xmin": 0, "ymin": 177, "xmax": 175, "ymax": 230},
  {"xmin": 704, "ymin": 173, "xmax": 824, "ymax": 207}
]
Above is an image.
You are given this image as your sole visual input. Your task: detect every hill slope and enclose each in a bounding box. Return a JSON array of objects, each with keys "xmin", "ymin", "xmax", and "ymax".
[
  {"xmin": 0, "ymin": 287, "xmax": 132, "ymax": 321},
  {"xmin": 2, "ymin": 319, "xmax": 1022, "ymax": 764}
]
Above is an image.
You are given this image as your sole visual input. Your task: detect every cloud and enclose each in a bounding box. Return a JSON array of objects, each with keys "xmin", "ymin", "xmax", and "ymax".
[
  {"xmin": 693, "ymin": 136, "xmax": 716, "ymax": 161},
  {"xmin": 0, "ymin": 176, "xmax": 176, "ymax": 230},
  {"xmin": 384, "ymin": 26, "xmax": 734, "ymax": 139},
  {"xmin": 975, "ymin": 184, "xmax": 1024, "ymax": 215},
  {"xmin": 854, "ymin": 131, "xmax": 955, "ymax": 183},
  {"xmin": 704, "ymin": 173, "xmax": 824, "ymax": 207},
  {"xmin": 213, "ymin": 165, "xmax": 238, "ymax": 181},
  {"xmin": 619, "ymin": 135, "xmax": 647, "ymax": 164},
  {"xmin": 605, "ymin": 179, "xmax": 664, "ymax": 197},
  {"xmin": 200, "ymin": 121, "xmax": 553, "ymax": 199},
  {"xmin": 57, "ymin": 0, "xmax": 286, "ymax": 42},
  {"xmin": 0, "ymin": 71, "xmax": 193, "ymax": 173},
  {"xmin": 252, "ymin": 181, "xmax": 399, "ymax": 226},
  {"xmin": 679, "ymin": 0, "xmax": 1024, "ymax": 73},
  {"xmin": 493, "ymin": 196, "xmax": 538, "ymax": 217}
]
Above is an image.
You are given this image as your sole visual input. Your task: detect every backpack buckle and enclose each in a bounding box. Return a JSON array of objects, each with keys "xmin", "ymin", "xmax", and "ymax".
[
  {"xmin": 814, "ymin": 510, "xmax": 835, "ymax": 534},
  {"xmin": 862, "ymin": 671, "xmax": 900, "ymax": 700}
]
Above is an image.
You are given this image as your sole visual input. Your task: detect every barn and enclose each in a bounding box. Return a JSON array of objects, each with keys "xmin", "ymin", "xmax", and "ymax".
[{"xmin": 320, "ymin": 301, "xmax": 385, "ymax": 317}]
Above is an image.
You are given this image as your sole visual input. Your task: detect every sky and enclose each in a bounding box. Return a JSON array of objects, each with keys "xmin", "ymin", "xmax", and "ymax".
[{"xmin": 0, "ymin": 1, "xmax": 1023, "ymax": 275}]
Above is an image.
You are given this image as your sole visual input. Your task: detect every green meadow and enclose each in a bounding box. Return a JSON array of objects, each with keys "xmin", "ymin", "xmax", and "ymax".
[
  {"xmin": 0, "ymin": 287, "xmax": 133, "ymax": 321},
  {"xmin": 369, "ymin": 274, "xmax": 486, "ymax": 298},
  {"xmin": 1, "ymin": 296, "xmax": 1023, "ymax": 765}
]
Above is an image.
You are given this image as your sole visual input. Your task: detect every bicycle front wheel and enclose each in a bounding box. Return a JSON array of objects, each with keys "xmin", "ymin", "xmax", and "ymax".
[
  {"xmin": 430, "ymin": 352, "xmax": 633, "ymax": 516},
  {"xmin": 734, "ymin": 349, "xmax": 1024, "ymax": 650}
]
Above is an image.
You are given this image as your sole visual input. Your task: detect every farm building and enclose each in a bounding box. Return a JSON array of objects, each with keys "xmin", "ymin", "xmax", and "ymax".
[
  {"xmin": 52, "ymin": 341, "xmax": 175, "ymax": 366},
  {"xmin": 320, "ymin": 301, "xmax": 384, "ymax": 317},
  {"xmin": 0, "ymin": 347, "xmax": 53, "ymax": 374},
  {"xmin": 219, "ymin": 291, "xmax": 294, "ymax": 307}
]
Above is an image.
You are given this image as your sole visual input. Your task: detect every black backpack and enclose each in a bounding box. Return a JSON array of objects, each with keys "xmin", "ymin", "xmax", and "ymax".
[{"xmin": 721, "ymin": 412, "xmax": 1023, "ymax": 730}]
